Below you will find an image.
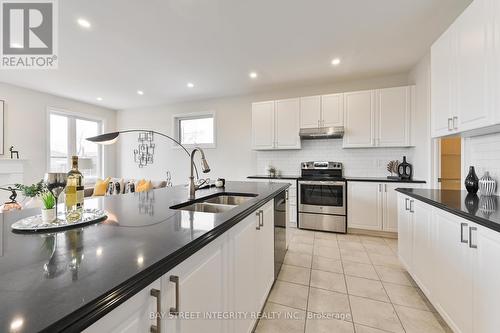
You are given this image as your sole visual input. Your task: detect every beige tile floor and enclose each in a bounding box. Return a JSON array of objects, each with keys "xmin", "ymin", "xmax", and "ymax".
[{"xmin": 254, "ymin": 229, "xmax": 452, "ymax": 333}]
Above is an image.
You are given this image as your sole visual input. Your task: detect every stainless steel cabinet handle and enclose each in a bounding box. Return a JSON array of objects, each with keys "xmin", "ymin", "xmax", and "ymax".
[
  {"xmin": 259, "ymin": 210, "xmax": 264, "ymax": 227},
  {"xmin": 409, "ymin": 200, "xmax": 415, "ymax": 213},
  {"xmin": 169, "ymin": 275, "xmax": 180, "ymax": 316},
  {"xmin": 150, "ymin": 289, "xmax": 161, "ymax": 333},
  {"xmin": 469, "ymin": 227, "xmax": 478, "ymax": 249},
  {"xmin": 453, "ymin": 116, "xmax": 458, "ymax": 130},
  {"xmin": 460, "ymin": 223, "xmax": 468, "ymax": 244},
  {"xmin": 256, "ymin": 211, "xmax": 261, "ymax": 230},
  {"xmin": 448, "ymin": 118, "xmax": 453, "ymax": 131},
  {"xmin": 405, "ymin": 198, "xmax": 410, "ymax": 211}
]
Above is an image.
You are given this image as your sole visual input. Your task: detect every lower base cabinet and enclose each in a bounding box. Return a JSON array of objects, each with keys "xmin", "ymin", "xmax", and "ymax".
[
  {"xmin": 398, "ymin": 193, "xmax": 500, "ymax": 333},
  {"xmin": 84, "ymin": 200, "xmax": 275, "ymax": 333}
]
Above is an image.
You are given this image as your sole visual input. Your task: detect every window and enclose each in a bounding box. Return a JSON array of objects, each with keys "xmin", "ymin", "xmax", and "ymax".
[
  {"xmin": 49, "ymin": 110, "xmax": 102, "ymax": 183},
  {"xmin": 174, "ymin": 112, "xmax": 215, "ymax": 148}
]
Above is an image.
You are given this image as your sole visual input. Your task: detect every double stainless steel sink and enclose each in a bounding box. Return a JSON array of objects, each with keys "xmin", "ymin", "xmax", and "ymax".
[{"xmin": 171, "ymin": 193, "xmax": 258, "ymax": 214}]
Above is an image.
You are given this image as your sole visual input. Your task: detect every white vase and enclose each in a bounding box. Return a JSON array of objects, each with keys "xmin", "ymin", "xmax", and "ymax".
[
  {"xmin": 23, "ymin": 197, "xmax": 42, "ymax": 209},
  {"xmin": 41, "ymin": 208, "xmax": 56, "ymax": 223},
  {"xmin": 479, "ymin": 171, "xmax": 497, "ymax": 196}
]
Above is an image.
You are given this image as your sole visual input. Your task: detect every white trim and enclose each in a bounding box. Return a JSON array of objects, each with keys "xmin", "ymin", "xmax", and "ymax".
[{"xmin": 172, "ymin": 110, "xmax": 217, "ymax": 149}]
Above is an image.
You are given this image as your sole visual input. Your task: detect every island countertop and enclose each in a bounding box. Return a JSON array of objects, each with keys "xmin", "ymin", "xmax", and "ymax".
[{"xmin": 0, "ymin": 181, "xmax": 289, "ymax": 333}]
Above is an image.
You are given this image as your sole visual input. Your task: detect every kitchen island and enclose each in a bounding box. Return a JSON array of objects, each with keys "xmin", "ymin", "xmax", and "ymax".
[{"xmin": 0, "ymin": 181, "xmax": 289, "ymax": 333}]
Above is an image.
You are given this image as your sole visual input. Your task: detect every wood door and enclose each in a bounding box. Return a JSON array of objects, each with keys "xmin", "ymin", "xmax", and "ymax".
[
  {"xmin": 456, "ymin": 0, "xmax": 491, "ymax": 132},
  {"xmin": 252, "ymin": 101, "xmax": 275, "ymax": 150},
  {"xmin": 347, "ymin": 182, "xmax": 382, "ymax": 230},
  {"xmin": 275, "ymin": 98, "xmax": 301, "ymax": 149},
  {"xmin": 343, "ymin": 91, "xmax": 375, "ymax": 147},
  {"xmin": 431, "ymin": 26, "xmax": 455, "ymax": 137},
  {"xmin": 83, "ymin": 279, "xmax": 161, "ymax": 333},
  {"xmin": 433, "ymin": 210, "xmax": 473, "ymax": 333},
  {"xmin": 473, "ymin": 224, "xmax": 500, "ymax": 333},
  {"xmin": 321, "ymin": 93, "xmax": 344, "ymax": 127},
  {"xmin": 377, "ymin": 86, "xmax": 411, "ymax": 147},
  {"xmin": 299, "ymin": 96, "xmax": 321, "ymax": 129}
]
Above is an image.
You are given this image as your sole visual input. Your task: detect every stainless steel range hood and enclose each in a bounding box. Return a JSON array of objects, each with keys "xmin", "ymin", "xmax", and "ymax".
[{"xmin": 299, "ymin": 126, "xmax": 344, "ymax": 140}]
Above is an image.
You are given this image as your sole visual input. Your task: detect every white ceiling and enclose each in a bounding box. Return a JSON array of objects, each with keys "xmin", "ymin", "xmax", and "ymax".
[{"xmin": 0, "ymin": 0, "xmax": 471, "ymax": 110}]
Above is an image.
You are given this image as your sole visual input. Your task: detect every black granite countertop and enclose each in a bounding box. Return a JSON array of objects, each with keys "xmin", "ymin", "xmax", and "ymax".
[
  {"xmin": 396, "ymin": 188, "xmax": 500, "ymax": 233},
  {"xmin": 248, "ymin": 175, "xmax": 426, "ymax": 184},
  {"xmin": 0, "ymin": 181, "xmax": 289, "ymax": 333}
]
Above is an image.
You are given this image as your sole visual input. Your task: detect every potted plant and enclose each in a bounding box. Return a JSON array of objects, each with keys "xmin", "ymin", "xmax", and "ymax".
[
  {"xmin": 41, "ymin": 191, "xmax": 56, "ymax": 223},
  {"xmin": 15, "ymin": 180, "xmax": 46, "ymax": 208}
]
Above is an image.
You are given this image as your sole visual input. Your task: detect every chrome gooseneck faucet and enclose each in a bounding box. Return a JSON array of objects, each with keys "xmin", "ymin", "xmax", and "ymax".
[{"xmin": 189, "ymin": 147, "xmax": 211, "ymax": 199}]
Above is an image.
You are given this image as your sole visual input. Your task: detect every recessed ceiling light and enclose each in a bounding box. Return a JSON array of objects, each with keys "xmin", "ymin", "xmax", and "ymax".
[
  {"xmin": 137, "ymin": 90, "xmax": 144, "ymax": 95},
  {"xmin": 77, "ymin": 18, "xmax": 91, "ymax": 29},
  {"xmin": 249, "ymin": 72, "xmax": 258, "ymax": 79},
  {"xmin": 96, "ymin": 97, "xmax": 103, "ymax": 101},
  {"xmin": 331, "ymin": 58, "xmax": 341, "ymax": 66},
  {"xmin": 187, "ymin": 82, "xmax": 194, "ymax": 88}
]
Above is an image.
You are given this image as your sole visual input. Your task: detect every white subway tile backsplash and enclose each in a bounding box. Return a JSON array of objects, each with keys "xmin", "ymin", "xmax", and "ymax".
[
  {"xmin": 256, "ymin": 140, "xmax": 415, "ymax": 178},
  {"xmin": 464, "ymin": 132, "xmax": 500, "ymax": 195}
]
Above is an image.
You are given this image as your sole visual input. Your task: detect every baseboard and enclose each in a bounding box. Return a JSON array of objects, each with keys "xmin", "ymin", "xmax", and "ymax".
[{"xmin": 347, "ymin": 228, "xmax": 398, "ymax": 239}]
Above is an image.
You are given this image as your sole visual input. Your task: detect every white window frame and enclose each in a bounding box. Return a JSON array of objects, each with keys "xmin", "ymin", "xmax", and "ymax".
[
  {"xmin": 172, "ymin": 111, "xmax": 217, "ymax": 149},
  {"xmin": 47, "ymin": 107, "xmax": 104, "ymax": 183}
]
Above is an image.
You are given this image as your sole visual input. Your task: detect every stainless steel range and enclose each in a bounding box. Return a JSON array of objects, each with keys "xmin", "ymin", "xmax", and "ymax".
[{"xmin": 298, "ymin": 161, "xmax": 347, "ymax": 233}]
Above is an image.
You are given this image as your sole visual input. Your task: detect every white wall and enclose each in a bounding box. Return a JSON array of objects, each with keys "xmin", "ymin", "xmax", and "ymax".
[
  {"xmin": 407, "ymin": 52, "xmax": 432, "ymax": 184},
  {"xmin": 0, "ymin": 82, "xmax": 117, "ymax": 185},
  {"xmin": 464, "ymin": 133, "xmax": 500, "ymax": 195},
  {"xmin": 117, "ymin": 73, "xmax": 427, "ymax": 184}
]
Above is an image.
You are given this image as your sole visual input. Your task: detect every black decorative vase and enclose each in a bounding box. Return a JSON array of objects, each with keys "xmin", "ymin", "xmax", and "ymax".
[
  {"xmin": 397, "ymin": 156, "xmax": 413, "ymax": 180},
  {"xmin": 465, "ymin": 166, "xmax": 479, "ymax": 194}
]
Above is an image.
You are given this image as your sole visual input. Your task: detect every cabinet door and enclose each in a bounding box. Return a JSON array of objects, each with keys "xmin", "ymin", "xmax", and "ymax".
[
  {"xmin": 411, "ymin": 200, "xmax": 433, "ymax": 297},
  {"xmin": 347, "ymin": 182, "xmax": 382, "ymax": 230},
  {"xmin": 456, "ymin": 0, "xmax": 491, "ymax": 132},
  {"xmin": 343, "ymin": 91, "xmax": 375, "ymax": 147},
  {"xmin": 275, "ymin": 98, "xmax": 301, "ymax": 149},
  {"xmin": 300, "ymin": 96, "xmax": 321, "ymax": 129},
  {"xmin": 433, "ymin": 210, "xmax": 473, "ymax": 333},
  {"xmin": 383, "ymin": 183, "xmax": 421, "ymax": 232},
  {"xmin": 165, "ymin": 235, "xmax": 227, "ymax": 333},
  {"xmin": 473, "ymin": 225, "xmax": 500, "ymax": 333},
  {"xmin": 83, "ymin": 280, "xmax": 161, "ymax": 333},
  {"xmin": 397, "ymin": 195, "xmax": 412, "ymax": 269},
  {"xmin": 256, "ymin": 201, "xmax": 275, "ymax": 309},
  {"xmin": 321, "ymin": 93, "xmax": 344, "ymax": 127},
  {"xmin": 377, "ymin": 87, "xmax": 411, "ymax": 147},
  {"xmin": 431, "ymin": 27, "xmax": 455, "ymax": 137},
  {"xmin": 232, "ymin": 214, "xmax": 259, "ymax": 333},
  {"xmin": 252, "ymin": 101, "xmax": 275, "ymax": 150}
]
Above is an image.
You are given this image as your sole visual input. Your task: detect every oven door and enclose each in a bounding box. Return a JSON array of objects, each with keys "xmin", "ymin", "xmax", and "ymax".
[{"xmin": 298, "ymin": 180, "xmax": 346, "ymax": 215}]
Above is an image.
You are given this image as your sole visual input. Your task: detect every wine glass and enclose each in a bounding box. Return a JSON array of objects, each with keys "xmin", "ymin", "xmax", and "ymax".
[{"xmin": 44, "ymin": 173, "xmax": 67, "ymax": 219}]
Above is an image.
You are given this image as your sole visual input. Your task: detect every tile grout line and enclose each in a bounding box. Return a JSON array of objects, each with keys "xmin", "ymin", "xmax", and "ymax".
[{"xmin": 338, "ymin": 234, "xmax": 357, "ymax": 333}]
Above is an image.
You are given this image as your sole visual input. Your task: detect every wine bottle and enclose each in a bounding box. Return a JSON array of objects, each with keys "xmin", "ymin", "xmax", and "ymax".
[{"xmin": 65, "ymin": 156, "xmax": 84, "ymax": 222}]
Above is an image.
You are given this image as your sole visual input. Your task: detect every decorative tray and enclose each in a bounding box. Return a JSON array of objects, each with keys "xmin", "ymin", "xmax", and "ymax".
[{"xmin": 11, "ymin": 209, "xmax": 108, "ymax": 232}]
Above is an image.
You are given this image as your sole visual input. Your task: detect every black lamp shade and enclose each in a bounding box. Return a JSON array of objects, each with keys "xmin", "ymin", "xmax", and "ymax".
[{"xmin": 86, "ymin": 132, "xmax": 120, "ymax": 145}]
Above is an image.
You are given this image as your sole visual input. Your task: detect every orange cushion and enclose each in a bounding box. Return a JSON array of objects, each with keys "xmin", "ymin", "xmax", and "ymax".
[
  {"xmin": 136, "ymin": 180, "xmax": 153, "ymax": 193},
  {"xmin": 93, "ymin": 177, "xmax": 111, "ymax": 196}
]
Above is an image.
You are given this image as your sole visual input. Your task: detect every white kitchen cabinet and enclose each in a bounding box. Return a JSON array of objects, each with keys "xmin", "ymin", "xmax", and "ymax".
[
  {"xmin": 377, "ymin": 86, "xmax": 412, "ymax": 147},
  {"xmin": 397, "ymin": 194, "xmax": 413, "ymax": 269},
  {"xmin": 473, "ymin": 225, "xmax": 500, "ymax": 333},
  {"xmin": 83, "ymin": 279, "xmax": 161, "ymax": 333},
  {"xmin": 275, "ymin": 98, "xmax": 301, "ymax": 149},
  {"xmin": 321, "ymin": 93, "xmax": 344, "ymax": 127},
  {"xmin": 343, "ymin": 90, "xmax": 375, "ymax": 148},
  {"xmin": 343, "ymin": 87, "xmax": 413, "ymax": 148},
  {"xmin": 255, "ymin": 202, "xmax": 275, "ymax": 308},
  {"xmin": 299, "ymin": 96, "xmax": 322, "ymax": 129},
  {"xmin": 349, "ymin": 182, "xmax": 421, "ymax": 232},
  {"xmin": 410, "ymin": 200, "xmax": 433, "ymax": 296},
  {"xmin": 252, "ymin": 100, "xmax": 300, "ymax": 150},
  {"xmin": 252, "ymin": 101, "xmax": 275, "ymax": 150}
]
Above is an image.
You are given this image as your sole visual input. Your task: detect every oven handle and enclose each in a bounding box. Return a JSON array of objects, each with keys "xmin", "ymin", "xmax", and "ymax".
[{"xmin": 298, "ymin": 180, "xmax": 345, "ymax": 186}]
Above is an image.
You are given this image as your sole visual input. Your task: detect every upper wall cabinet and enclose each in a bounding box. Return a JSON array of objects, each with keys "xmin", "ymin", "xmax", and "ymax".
[
  {"xmin": 252, "ymin": 99, "xmax": 301, "ymax": 150},
  {"xmin": 299, "ymin": 94, "xmax": 344, "ymax": 129},
  {"xmin": 431, "ymin": 0, "xmax": 500, "ymax": 138},
  {"xmin": 343, "ymin": 86, "xmax": 414, "ymax": 148}
]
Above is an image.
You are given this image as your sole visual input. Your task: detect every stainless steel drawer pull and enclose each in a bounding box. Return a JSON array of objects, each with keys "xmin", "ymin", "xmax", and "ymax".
[
  {"xmin": 469, "ymin": 227, "xmax": 478, "ymax": 249},
  {"xmin": 150, "ymin": 289, "xmax": 161, "ymax": 333},
  {"xmin": 169, "ymin": 275, "xmax": 180, "ymax": 316},
  {"xmin": 460, "ymin": 223, "xmax": 468, "ymax": 244},
  {"xmin": 259, "ymin": 210, "xmax": 264, "ymax": 227},
  {"xmin": 256, "ymin": 211, "xmax": 261, "ymax": 230}
]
